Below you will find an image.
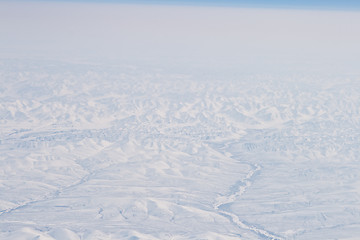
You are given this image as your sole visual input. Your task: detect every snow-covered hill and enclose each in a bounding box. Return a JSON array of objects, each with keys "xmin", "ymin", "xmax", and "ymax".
[{"xmin": 1, "ymin": 59, "xmax": 359, "ymax": 239}]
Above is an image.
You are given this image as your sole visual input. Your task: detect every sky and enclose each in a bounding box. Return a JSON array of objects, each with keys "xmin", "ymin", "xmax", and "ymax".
[
  {"xmin": 0, "ymin": 0, "xmax": 359, "ymax": 74},
  {"xmin": 28, "ymin": 0, "xmax": 360, "ymax": 10}
]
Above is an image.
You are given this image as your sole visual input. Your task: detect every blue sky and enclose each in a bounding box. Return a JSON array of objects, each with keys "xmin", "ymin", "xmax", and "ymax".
[{"xmin": 35, "ymin": 0, "xmax": 360, "ymax": 10}]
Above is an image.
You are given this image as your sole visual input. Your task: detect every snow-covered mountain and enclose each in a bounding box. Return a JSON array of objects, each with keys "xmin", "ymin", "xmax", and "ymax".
[{"xmin": 1, "ymin": 59, "xmax": 359, "ymax": 239}]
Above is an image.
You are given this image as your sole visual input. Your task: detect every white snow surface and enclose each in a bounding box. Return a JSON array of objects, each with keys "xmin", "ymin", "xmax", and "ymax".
[
  {"xmin": 1, "ymin": 59, "xmax": 359, "ymax": 240},
  {"xmin": 1, "ymin": 2, "xmax": 360, "ymax": 240}
]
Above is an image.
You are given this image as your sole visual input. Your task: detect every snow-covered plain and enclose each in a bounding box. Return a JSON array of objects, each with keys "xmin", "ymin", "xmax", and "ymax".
[{"xmin": 1, "ymin": 2, "xmax": 360, "ymax": 240}]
